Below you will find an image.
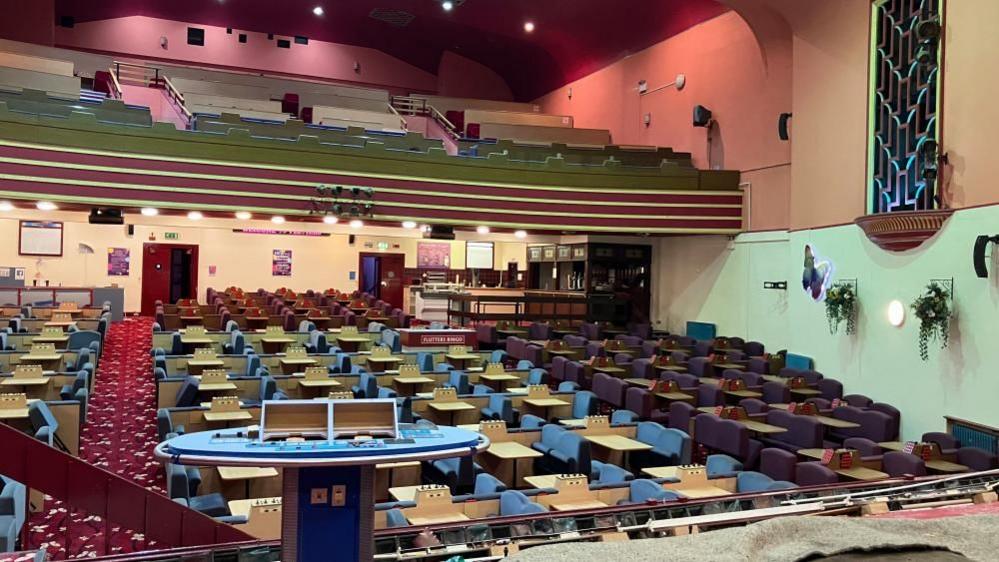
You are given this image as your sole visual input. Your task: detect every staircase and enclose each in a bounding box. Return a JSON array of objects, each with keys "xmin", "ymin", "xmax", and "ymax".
[{"xmin": 79, "ymin": 88, "xmax": 107, "ymax": 104}]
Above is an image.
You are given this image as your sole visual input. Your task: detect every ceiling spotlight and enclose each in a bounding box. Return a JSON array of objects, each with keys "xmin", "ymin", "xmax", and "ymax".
[
  {"xmin": 524, "ymin": 21, "xmax": 535, "ymax": 33},
  {"xmin": 271, "ymin": 215, "xmax": 286, "ymax": 224},
  {"xmin": 349, "ymin": 219, "xmax": 364, "ymax": 229},
  {"xmin": 187, "ymin": 211, "xmax": 203, "ymax": 220},
  {"xmin": 235, "ymin": 211, "xmax": 252, "ymax": 220},
  {"xmin": 0, "ymin": 201, "xmax": 13, "ymax": 212},
  {"xmin": 350, "ymin": 205, "xmax": 360, "ymax": 216},
  {"xmin": 514, "ymin": 230, "xmax": 527, "ymax": 239},
  {"xmin": 323, "ymin": 215, "xmax": 339, "ymax": 225},
  {"xmin": 476, "ymin": 225, "xmax": 490, "ymax": 235},
  {"xmin": 402, "ymin": 220, "xmax": 417, "ymax": 229},
  {"xmin": 421, "ymin": 224, "xmax": 431, "ymax": 233},
  {"xmin": 36, "ymin": 201, "xmax": 57, "ymax": 211},
  {"xmin": 312, "ymin": 6, "xmax": 324, "ymax": 16},
  {"xmin": 442, "ymin": 0, "xmax": 454, "ymax": 11},
  {"xmin": 140, "ymin": 207, "xmax": 159, "ymax": 217}
]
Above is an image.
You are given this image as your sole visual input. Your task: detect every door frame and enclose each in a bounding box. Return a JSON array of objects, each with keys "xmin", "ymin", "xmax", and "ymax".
[
  {"xmin": 357, "ymin": 252, "xmax": 405, "ymax": 307},
  {"xmin": 140, "ymin": 243, "xmax": 200, "ymax": 314}
]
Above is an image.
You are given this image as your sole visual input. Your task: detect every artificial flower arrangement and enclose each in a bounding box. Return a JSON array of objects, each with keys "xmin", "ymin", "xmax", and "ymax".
[
  {"xmin": 911, "ymin": 281, "xmax": 951, "ymax": 361},
  {"xmin": 824, "ymin": 282, "xmax": 857, "ymax": 335}
]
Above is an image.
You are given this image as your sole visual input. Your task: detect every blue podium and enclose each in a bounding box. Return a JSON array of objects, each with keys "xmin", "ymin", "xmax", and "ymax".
[{"xmin": 155, "ymin": 399, "xmax": 488, "ymax": 562}]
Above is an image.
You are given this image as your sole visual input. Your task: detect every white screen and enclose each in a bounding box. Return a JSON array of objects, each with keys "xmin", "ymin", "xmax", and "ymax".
[
  {"xmin": 19, "ymin": 221, "xmax": 63, "ymax": 257},
  {"xmin": 466, "ymin": 241, "xmax": 494, "ymax": 270}
]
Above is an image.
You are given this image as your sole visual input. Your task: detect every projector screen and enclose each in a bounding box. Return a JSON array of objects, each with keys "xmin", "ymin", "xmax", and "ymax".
[
  {"xmin": 19, "ymin": 220, "xmax": 64, "ymax": 257},
  {"xmin": 466, "ymin": 241, "xmax": 494, "ymax": 270}
]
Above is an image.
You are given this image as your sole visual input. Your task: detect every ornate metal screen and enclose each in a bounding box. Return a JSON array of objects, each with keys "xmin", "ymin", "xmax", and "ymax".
[{"xmin": 868, "ymin": 0, "xmax": 943, "ymax": 214}]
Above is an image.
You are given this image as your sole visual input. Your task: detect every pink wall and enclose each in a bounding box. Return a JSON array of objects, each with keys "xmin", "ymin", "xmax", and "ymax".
[
  {"xmin": 54, "ymin": 16, "xmax": 438, "ymax": 93},
  {"xmin": 436, "ymin": 51, "xmax": 513, "ymax": 102},
  {"xmin": 534, "ymin": 11, "xmax": 792, "ymax": 231},
  {"xmin": 0, "ymin": 0, "xmax": 54, "ymax": 46}
]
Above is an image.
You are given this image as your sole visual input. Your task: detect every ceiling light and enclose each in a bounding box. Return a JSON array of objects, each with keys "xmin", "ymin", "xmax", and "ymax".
[
  {"xmin": 313, "ymin": 6, "xmax": 324, "ymax": 16},
  {"xmin": 271, "ymin": 215, "xmax": 286, "ymax": 224},
  {"xmin": 476, "ymin": 225, "xmax": 490, "ymax": 235},
  {"xmin": 524, "ymin": 21, "xmax": 535, "ymax": 33},
  {"xmin": 442, "ymin": 0, "xmax": 454, "ymax": 11},
  {"xmin": 514, "ymin": 230, "xmax": 527, "ymax": 239},
  {"xmin": 0, "ymin": 201, "xmax": 13, "ymax": 212},
  {"xmin": 235, "ymin": 211, "xmax": 252, "ymax": 220},
  {"xmin": 187, "ymin": 211, "xmax": 203, "ymax": 220},
  {"xmin": 140, "ymin": 207, "xmax": 159, "ymax": 217},
  {"xmin": 421, "ymin": 224, "xmax": 431, "ymax": 232},
  {"xmin": 36, "ymin": 201, "xmax": 57, "ymax": 211},
  {"xmin": 323, "ymin": 215, "xmax": 339, "ymax": 225},
  {"xmin": 402, "ymin": 220, "xmax": 417, "ymax": 229},
  {"xmin": 349, "ymin": 219, "xmax": 364, "ymax": 229}
]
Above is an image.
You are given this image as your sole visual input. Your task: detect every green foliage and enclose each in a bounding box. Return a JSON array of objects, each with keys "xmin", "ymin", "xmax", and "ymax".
[
  {"xmin": 825, "ymin": 283, "xmax": 857, "ymax": 335},
  {"xmin": 911, "ymin": 282, "xmax": 951, "ymax": 361}
]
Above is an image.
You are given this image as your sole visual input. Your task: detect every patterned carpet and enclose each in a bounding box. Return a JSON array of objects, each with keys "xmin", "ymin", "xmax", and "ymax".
[{"xmin": 25, "ymin": 317, "xmax": 164, "ymax": 559}]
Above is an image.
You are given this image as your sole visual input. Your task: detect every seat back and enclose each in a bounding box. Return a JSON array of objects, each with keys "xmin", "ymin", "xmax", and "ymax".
[
  {"xmin": 759, "ymin": 448, "xmax": 796, "ymax": 482},
  {"xmin": 882, "ymin": 451, "xmax": 927, "ymax": 477},
  {"xmin": 572, "ymin": 390, "xmax": 598, "ymax": 419},
  {"xmin": 668, "ymin": 402, "xmax": 696, "ymax": 432},
  {"xmin": 736, "ymin": 471, "xmax": 775, "ymax": 493}
]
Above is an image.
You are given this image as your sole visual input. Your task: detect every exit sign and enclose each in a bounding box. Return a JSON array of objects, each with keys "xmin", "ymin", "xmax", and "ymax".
[{"xmin": 164, "ymin": 232, "xmax": 179, "ymax": 240}]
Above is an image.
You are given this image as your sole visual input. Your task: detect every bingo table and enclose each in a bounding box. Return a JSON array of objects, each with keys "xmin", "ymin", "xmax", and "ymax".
[{"xmin": 155, "ymin": 399, "xmax": 488, "ymax": 562}]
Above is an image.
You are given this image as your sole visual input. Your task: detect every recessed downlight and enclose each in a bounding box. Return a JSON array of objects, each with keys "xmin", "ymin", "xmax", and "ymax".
[
  {"xmin": 349, "ymin": 219, "xmax": 364, "ymax": 229},
  {"xmin": 514, "ymin": 230, "xmax": 527, "ymax": 239},
  {"xmin": 323, "ymin": 215, "xmax": 339, "ymax": 225},
  {"xmin": 187, "ymin": 211, "xmax": 203, "ymax": 220},
  {"xmin": 313, "ymin": 6, "xmax": 324, "ymax": 16},
  {"xmin": 0, "ymin": 201, "xmax": 15, "ymax": 212},
  {"xmin": 476, "ymin": 225, "xmax": 490, "ymax": 234},
  {"xmin": 524, "ymin": 21, "xmax": 535, "ymax": 33},
  {"xmin": 36, "ymin": 201, "xmax": 58, "ymax": 211},
  {"xmin": 235, "ymin": 211, "xmax": 252, "ymax": 220},
  {"xmin": 271, "ymin": 215, "xmax": 286, "ymax": 224},
  {"xmin": 402, "ymin": 220, "xmax": 417, "ymax": 229},
  {"xmin": 140, "ymin": 207, "xmax": 159, "ymax": 217}
]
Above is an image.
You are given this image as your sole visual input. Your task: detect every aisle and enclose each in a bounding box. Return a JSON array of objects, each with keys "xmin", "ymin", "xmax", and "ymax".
[{"xmin": 26, "ymin": 317, "xmax": 164, "ymax": 559}]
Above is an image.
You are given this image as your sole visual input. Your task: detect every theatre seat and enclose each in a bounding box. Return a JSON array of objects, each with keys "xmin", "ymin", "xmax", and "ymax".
[
  {"xmin": 957, "ymin": 447, "xmax": 998, "ymax": 471},
  {"xmin": 623, "ymin": 479, "xmax": 680, "ymax": 504},
  {"xmin": 165, "ymin": 463, "xmax": 229, "ymax": 518},
  {"xmin": 481, "ymin": 394, "xmax": 514, "ymax": 425},
  {"xmin": 156, "ymin": 408, "xmax": 184, "ymax": 441},
  {"xmin": 428, "ymin": 456, "xmax": 481, "ymax": 495},
  {"xmin": 882, "ymin": 452, "xmax": 927, "ymax": 477},
  {"xmin": 706, "ymin": 454, "xmax": 743, "ymax": 478},
  {"xmin": 548, "ymin": 432, "xmax": 592, "ymax": 476},
  {"xmin": 795, "ymin": 462, "xmax": 838, "ymax": 486},
  {"xmin": 385, "ymin": 508, "xmax": 408, "ymax": 528},
  {"xmin": 759, "ymin": 448, "xmax": 796, "ymax": 482},
  {"xmin": 591, "ymin": 463, "xmax": 634, "ymax": 488},
  {"xmin": 922, "ymin": 432, "xmax": 960, "ymax": 455},
  {"xmin": 531, "ymin": 423, "xmax": 566, "ymax": 456},
  {"xmin": 518, "ymin": 414, "xmax": 545, "ymax": 429},
  {"xmin": 499, "ymin": 490, "xmax": 546, "ymax": 516}
]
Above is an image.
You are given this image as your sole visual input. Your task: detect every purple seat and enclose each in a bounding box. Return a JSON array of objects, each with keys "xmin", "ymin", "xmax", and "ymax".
[
  {"xmin": 476, "ymin": 325, "xmax": 499, "ymax": 349},
  {"xmin": 721, "ymin": 369, "xmax": 742, "ymax": 381},
  {"xmin": 843, "ymin": 437, "xmax": 883, "ymax": 458},
  {"xmin": 762, "ymin": 410, "xmax": 823, "ymax": 452},
  {"xmin": 744, "ymin": 341, "xmax": 765, "ymax": 356},
  {"xmin": 628, "ymin": 323, "xmax": 652, "ymax": 339},
  {"xmin": 696, "ymin": 385, "xmax": 724, "ymax": 407},
  {"xmin": 593, "ymin": 373, "xmax": 626, "ymax": 408},
  {"xmin": 528, "ymin": 322, "xmax": 552, "ymax": 341},
  {"xmin": 687, "ymin": 357, "xmax": 712, "ymax": 378},
  {"xmin": 739, "ymin": 372, "xmax": 763, "ymax": 389},
  {"xmin": 746, "ymin": 357, "xmax": 769, "ymax": 374},
  {"xmin": 805, "ymin": 397, "xmax": 831, "ymax": 410},
  {"xmin": 564, "ymin": 334, "xmax": 587, "ymax": 348},
  {"xmin": 523, "ymin": 345, "xmax": 544, "ymax": 368},
  {"xmin": 625, "ymin": 387, "xmax": 669, "ymax": 424},
  {"xmin": 761, "ymin": 381, "xmax": 790, "ymax": 404},
  {"xmin": 631, "ymin": 358, "xmax": 653, "ymax": 379},
  {"xmin": 580, "ymin": 322, "xmax": 601, "ymax": 341},
  {"xmin": 673, "ymin": 373, "xmax": 699, "ymax": 389},
  {"xmin": 760, "ymin": 448, "xmax": 796, "ymax": 482},
  {"xmin": 282, "ymin": 310, "xmax": 296, "ymax": 331},
  {"xmin": 713, "ymin": 418, "xmax": 762, "ymax": 469},
  {"xmin": 551, "ymin": 356, "xmax": 569, "ymax": 383},
  {"xmin": 778, "ymin": 367, "xmax": 801, "ymax": 379},
  {"xmin": 817, "ymin": 378, "xmax": 843, "ymax": 400},
  {"xmin": 584, "ymin": 341, "xmax": 605, "ymax": 359},
  {"xmin": 800, "ymin": 370, "xmax": 824, "ymax": 385},
  {"xmin": 343, "ymin": 310, "xmax": 356, "ymax": 326},
  {"xmin": 616, "ymin": 335, "xmax": 643, "ymax": 346},
  {"xmin": 957, "ymin": 447, "xmax": 998, "ymax": 471},
  {"xmin": 882, "ymin": 451, "xmax": 927, "ymax": 477},
  {"xmin": 640, "ymin": 341, "xmax": 659, "ymax": 358},
  {"xmin": 565, "ymin": 361, "xmax": 587, "ymax": 388},
  {"xmin": 922, "ymin": 432, "xmax": 960, "ymax": 456},
  {"xmin": 505, "ymin": 337, "xmax": 525, "ymax": 360},
  {"xmin": 669, "ymin": 401, "xmax": 697, "ymax": 433},
  {"xmin": 843, "ymin": 394, "xmax": 873, "ymax": 408},
  {"xmin": 829, "ymin": 406, "xmax": 895, "ymax": 443},
  {"xmin": 739, "ymin": 398, "xmax": 769, "ymax": 415},
  {"xmin": 871, "ymin": 403, "xmax": 900, "ymax": 440},
  {"xmin": 613, "ymin": 352, "xmax": 633, "ymax": 366},
  {"xmin": 724, "ymin": 350, "xmax": 746, "ymax": 362},
  {"xmin": 692, "ymin": 340, "xmax": 712, "ymax": 357},
  {"xmin": 795, "ymin": 461, "xmax": 838, "ymax": 486}
]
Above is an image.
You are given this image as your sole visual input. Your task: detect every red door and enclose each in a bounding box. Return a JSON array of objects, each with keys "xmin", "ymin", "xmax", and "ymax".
[
  {"xmin": 140, "ymin": 243, "xmax": 199, "ymax": 315},
  {"xmin": 379, "ymin": 253, "xmax": 405, "ymax": 309}
]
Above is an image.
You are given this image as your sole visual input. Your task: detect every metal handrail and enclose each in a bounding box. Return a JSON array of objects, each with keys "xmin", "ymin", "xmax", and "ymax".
[
  {"xmin": 112, "ymin": 60, "xmax": 161, "ymax": 86},
  {"xmin": 104, "ymin": 67, "xmax": 123, "ymax": 100},
  {"xmin": 161, "ymin": 75, "xmax": 193, "ymax": 120},
  {"xmin": 385, "ymin": 101, "xmax": 408, "ymax": 131}
]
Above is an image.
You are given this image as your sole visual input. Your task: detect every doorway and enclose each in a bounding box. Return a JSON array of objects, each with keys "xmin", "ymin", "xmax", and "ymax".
[
  {"xmin": 357, "ymin": 253, "xmax": 405, "ymax": 309},
  {"xmin": 141, "ymin": 243, "xmax": 200, "ymax": 315}
]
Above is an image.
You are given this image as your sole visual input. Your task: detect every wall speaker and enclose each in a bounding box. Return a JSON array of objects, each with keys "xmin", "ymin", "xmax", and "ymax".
[
  {"xmin": 778, "ymin": 112, "xmax": 793, "ymax": 141},
  {"xmin": 693, "ymin": 105, "xmax": 713, "ymax": 127},
  {"xmin": 973, "ymin": 235, "xmax": 998, "ymax": 278},
  {"xmin": 126, "ymin": 224, "xmax": 135, "ymax": 236},
  {"xmin": 348, "ymin": 234, "xmax": 356, "ymax": 246}
]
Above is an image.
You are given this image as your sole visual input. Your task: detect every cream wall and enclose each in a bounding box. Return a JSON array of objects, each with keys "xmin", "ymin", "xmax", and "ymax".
[{"xmin": 0, "ymin": 210, "xmax": 527, "ymax": 312}]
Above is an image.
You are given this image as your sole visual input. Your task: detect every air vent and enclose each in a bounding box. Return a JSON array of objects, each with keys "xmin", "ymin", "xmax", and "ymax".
[{"xmin": 369, "ymin": 8, "xmax": 415, "ymax": 27}]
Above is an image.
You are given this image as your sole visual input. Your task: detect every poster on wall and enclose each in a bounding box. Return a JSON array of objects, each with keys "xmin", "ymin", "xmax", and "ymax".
[
  {"xmin": 272, "ymin": 250, "xmax": 293, "ymax": 276},
  {"xmin": 801, "ymin": 245, "xmax": 833, "ymax": 301},
  {"xmin": 107, "ymin": 248, "xmax": 130, "ymax": 276},
  {"xmin": 417, "ymin": 242, "xmax": 451, "ymax": 270}
]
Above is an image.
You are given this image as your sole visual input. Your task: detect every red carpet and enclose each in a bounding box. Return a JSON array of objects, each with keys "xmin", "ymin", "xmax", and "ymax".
[{"xmin": 26, "ymin": 317, "xmax": 164, "ymax": 559}]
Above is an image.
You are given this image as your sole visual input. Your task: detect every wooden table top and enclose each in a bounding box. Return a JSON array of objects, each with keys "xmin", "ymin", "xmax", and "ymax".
[
  {"xmin": 591, "ymin": 366, "xmax": 626, "ymax": 375},
  {"xmin": 523, "ymin": 474, "xmax": 562, "ymax": 489},
  {"xmin": 545, "ymin": 349, "xmax": 577, "ymax": 356},
  {"xmin": 203, "ymin": 410, "xmax": 252, "ymax": 422},
  {"xmin": 393, "ymin": 376, "xmax": 435, "ymax": 384},
  {"xmin": 480, "ymin": 373, "xmax": 520, "ymax": 382},
  {"xmin": 298, "ymin": 379, "xmax": 342, "ymax": 388},
  {"xmin": 199, "ymin": 382, "xmax": 238, "ymax": 392},
  {"xmin": 0, "ymin": 408, "xmax": 29, "ymax": 420},
  {"xmin": 656, "ymin": 391, "xmax": 694, "ymax": 401},
  {"xmin": 388, "ymin": 485, "xmax": 423, "ymax": 501},
  {"xmin": 365, "ymin": 356, "xmax": 404, "ymax": 363},
  {"xmin": 584, "ymin": 434, "xmax": 653, "ymax": 452},
  {"xmin": 523, "ymin": 398, "xmax": 570, "ymax": 408},
  {"xmin": 653, "ymin": 364, "xmax": 688, "ymax": 372},
  {"xmin": 428, "ymin": 401, "xmax": 475, "ymax": 411},
  {"xmin": 549, "ymin": 499, "xmax": 607, "ymax": 511},
  {"xmin": 926, "ymin": 459, "xmax": 970, "ymax": 473},
  {"xmin": 280, "ymin": 358, "xmax": 318, "ymax": 365},
  {"xmin": 724, "ymin": 389, "xmax": 763, "ymax": 398},
  {"xmin": 217, "ymin": 466, "xmax": 279, "ymax": 481},
  {"xmin": 406, "ymin": 512, "xmax": 470, "ymax": 526},
  {"xmin": 558, "ymin": 418, "xmax": 588, "ymax": 428},
  {"xmin": 1, "ymin": 377, "xmax": 50, "ymax": 386},
  {"xmin": 336, "ymin": 336, "xmax": 371, "ymax": 343},
  {"xmin": 672, "ymin": 486, "xmax": 732, "ymax": 499},
  {"xmin": 180, "ymin": 337, "xmax": 214, "ymax": 344},
  {"xmin": 445, "ymin": 353, "xmax": 480, "ymax": 361},
  {"xmin": 20, "ymin": 354, "xmax": 62, "ymax": 361},
  {"xmin": 486, "ymin": 441, "xmax": 544, "ymax": 460},
  {"xmin": 261, "ymin": 337, "xmax": 296, "ymax": 343},
  {"xmin": 187, "ymin": 359, "xmax": 226, "ymax": 367},
  {"xmin": 790, "ymin": 388, "xmax": 822, "ymax": 396}
]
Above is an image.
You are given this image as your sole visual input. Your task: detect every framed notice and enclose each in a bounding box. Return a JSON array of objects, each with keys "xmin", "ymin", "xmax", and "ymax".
[
  {"xmin": 272, "ymin": 250, "xmax": 293, "ymax": 276},
  {"xmin": 19, "ymin": 221, "xmax": 64, "ymax": 257},
  {"xmin": 417, "ymin": 242, "xmax": 451, "ymax": 270},
  {"xmin": 107, "ymin": 248, "xmax": 130, "ymax": 276}
]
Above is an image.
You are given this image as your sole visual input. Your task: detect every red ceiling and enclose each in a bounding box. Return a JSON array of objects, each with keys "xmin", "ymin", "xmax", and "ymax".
[{"xmin": 54, "ymin": 0, "xmax": 728, "ymax": 100}]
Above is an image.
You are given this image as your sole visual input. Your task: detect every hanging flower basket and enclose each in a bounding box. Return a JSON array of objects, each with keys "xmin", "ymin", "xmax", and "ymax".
[
  {"xmin": 911, "ymin": 282, "xmax": 951, "ymax": 361},
  {"xmin": 825, "ymin": 282, "xmax": 857, "ymax": 335}
]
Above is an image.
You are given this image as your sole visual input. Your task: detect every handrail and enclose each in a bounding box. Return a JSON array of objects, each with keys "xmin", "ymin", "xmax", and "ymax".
[
  {"xmin": 106, "ymin": 66, "xmax": 123, "ymax": 100},
  {"xmin": 385, "ymin": 101, "xmax": 408, "ymax": 131},
  {"xmin": 427, "ymin": 104, "xmax": 461, "ymax": 141},
  {"xmin": 112, "ymin": 60, "xmax": 162, "ymax": 87},
  {"xmin": 161, "ymin": 75, "xmax": 193, "ymax": 120}
]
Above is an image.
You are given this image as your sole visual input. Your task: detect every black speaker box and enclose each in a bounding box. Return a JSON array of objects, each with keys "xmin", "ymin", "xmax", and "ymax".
[
  {"xmin": 778, "ymin": 112, "xmax": 792, "ymax": 141},
  {"xmin": 973, "ymin": 235, "xmax": 991, "ymax": 278},
  {"xmin": 348, "ymin": 234, "xmax": 355, "ymax": 246}
]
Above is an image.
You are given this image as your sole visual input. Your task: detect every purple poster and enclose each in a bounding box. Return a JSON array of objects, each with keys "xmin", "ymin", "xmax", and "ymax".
[
  {"xmin": 272, "ymin": 250, "xmax": 293, "ymax": 276},
  {"xmin": 107, "ymin": 247, "xmax": 130, "ymax": 276},
  {"xmin": 417, "ymin": 242, "xmax": 451, "ymax": 270}
]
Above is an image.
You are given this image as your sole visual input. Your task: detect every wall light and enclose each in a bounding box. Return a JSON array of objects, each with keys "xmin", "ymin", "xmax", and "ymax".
[
  {"xmin": 476, "ymin": 225, "xmax": 490, "ymax": 235},
  {"xmin": 312, "ymin": 6, "xmax": 324, "ymax": 16},
  {"xmin": 514, "ymin": 230, "xmax": 527, "ymax": 239},
  {"xmin": 36, "ymin": 201, "xmax": 58, "ymax": 211},
  {"xmin": 187, "ymin": 211, "xmax": 203, "ymax": 220},
  {"xmin": 0, "ymin": 201, "xmax": 13, "ymax": 212},
  {"xmin": 235, "ymin": 211, "xmax": 252, "ymax": 220},
  {"xmin": 349, "ymin": 219, "xmax": 364, "ymax": 229},
  {"xmin": 323, "ymin": 215, "xmax": 339, "ymax": 225},
  {"xmin": 523, "ymin": 21, "xmax": 535, "ymax": 33},
  {"xmin": 401, "ymin": 220, "xmax": 417, "ymax": 229},
  {"xmin": 271, "ymin": 215, "xmax": 286, "ymax": 224},
  {"xmin": 442, "ymin": 0, "xmax": 454, "ymax": 11},
  {"xmin": 140, "ymin": 207, "xmax": 159, "ymax": 217},
  {"xmin": 887, "ymin": 300, "xmax": 905, "ymax": 327}
]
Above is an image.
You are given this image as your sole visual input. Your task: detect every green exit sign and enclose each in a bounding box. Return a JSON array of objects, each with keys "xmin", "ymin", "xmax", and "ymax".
[{"xmin": 164, "ymin": 232, "xmax": 179, "ymax": 240}]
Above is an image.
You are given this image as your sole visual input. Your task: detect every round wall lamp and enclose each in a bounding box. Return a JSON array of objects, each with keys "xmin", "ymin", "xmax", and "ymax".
[{"xmin": 887, "ymin": 300, "xmax": 905, "ymax": 327}]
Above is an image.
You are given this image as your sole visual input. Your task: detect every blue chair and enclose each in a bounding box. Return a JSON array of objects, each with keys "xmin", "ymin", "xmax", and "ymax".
[
  {"xmin": 549, "ymin": 433, "xmax": 592, "ymax": 476},
  {"xmin": 333, "ymin": 354, "xmax": 352, "ymax": 374},
  {"xmin": 222, "ymin": 331, "xmax": 245, "ymax": 354},
  {"xmin": 0, "ymin": 332, "xmax": 12, "ymax": 351},
  {"xmin": 474, "ymin": 473, "xmax": 507, "ymax": 495},
  {"xmin": 765, "ymin": 480, "xmax": 799, "ymax": 491},
  {"xmin": 631, "ymin": 423, "xmax": 691, "ymax": 470},
  {"xmin": 240, "ymin": 354, "xmax": 262, "ymax": 378},
  {"xmin": 481, "ymin": 394, "xmax": 514, "ymax": 425},
  {"xmin": 706, "ymin": 454, "xmax": 744, "ymax": 478},
  {"xmin": 592, "ymin": 463, "xmax": 634, "ymax": 486},
  {"xmin": 499, "ymin": 490, "xmax": 547, "ymax": 516},
  {"xmin": 416, "ymin": 352, "xmax": 434, "ymax": 372},
  {"xmin": 429, "ymin": 322, "xmax": 448, "ymax": 330},
  {"xmin": 367, "ymin": 322, "xmax": 386, "ymax": 333},
  {"xmin": 435, "ymin": 362, "xmax": 455, "ymax": 373},
  {"xmin": 28, "ymin": 401, "xmax": 62, "ymax": 450},
  {"xmin": 67, "ymin": 330, "xmax": 100, "ymax": 352},
  {"xmin": 527, "ymin": 368, "xmax": 547, "ymax": 386},
  {"xmin": 490, "ymin": 349, "xmax": 508, "ymax": 364},
  {"xmin": 385, "ymin": 508, "xmax": 408, "ymax": 528},
  {"xmin": 736, "ymin": 471, "xmax": 777, "ymax": 493},
  {"xmin": 557, "ymin": 381, "xmax": 580, "ymax": 392},
  {"xmin": 377, "ymin": 387, "xmax": 397, "ymax": 399},
  {"xmin": 531, "ymin": 423, "xmax": 567, "ymax": 455},
  {"xmin": 516, "ymin": 359, "xmax": 534, "ymax": 370},
  {"xmin": 305, "ymin": 331, "xmax": 329, "ymax": 354},
  {"xmin": 153, "ymin": 367, "xmax": 167, "ymax": 381},
  {"xmin": 624, "ymin": 479, "xmax": 681, "ymax": 504},
  {"xmin": 444, "ymin": 371, "xmax": 470, "ymax": 395},
  {"xmin": 571, "ymin": 391, "xmax": 598, "ymax": 419},
  {"xmin": 429, "ymin": 456, "xmax": 480, "ymax": 494},
  {"xmin": 168, "ymin": 332, "xmax": 183, "ymax": 355},
  {"xmin": 380, "ymin": 330, "xmax": 401, "ymax": 352},
  {"xmin": 59, "ymin": 370, "xmax": 89, "ymax": 400},
  {"xmin": 352, "ymin": 373, "xmax": 378, "ymax": 398},
  {"xmin": 298, "ymin": 320, "xmax": 316, "ymax": 333},
  {"xmin": 156, "ymin": 408, "xmax": 184, "ymax": 441},
  {"xmin": 611, "ymin": 409, "xmax": 639, "ymax": 425},
  {"xmin": 66, "ymin": 347, "xmax": 91, "ymax": 371},
  {"xmin": 0, "ymin": 476, "xmax": 26, "ymax": 552},
  {"xmin": 165, "ymin": 463, "xmax": 229, "ymax": 517},
  {"xmin": 175, "ymin": 376, "xmax": 199, "ymax": 407},
  {"xmin": 471, "ymin": 384, "xmax": 493, "ymax": 395},
  {"xmin": 224, "ymin": 320, "xmax": 240, "ymax": 332},
  {"xmin": 519, "ymin": 414, "xmax": 546, "ymax": 429}
]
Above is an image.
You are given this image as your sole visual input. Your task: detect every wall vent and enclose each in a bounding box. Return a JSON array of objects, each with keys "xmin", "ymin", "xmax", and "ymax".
[{"xmin": 368, "ymin": 9, "xmax": 415, "ymax": 27}]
